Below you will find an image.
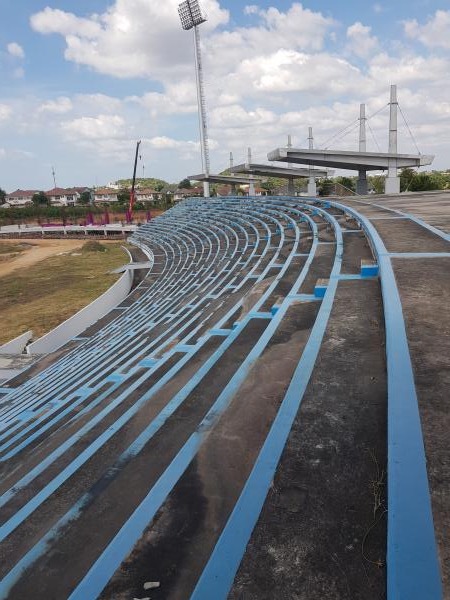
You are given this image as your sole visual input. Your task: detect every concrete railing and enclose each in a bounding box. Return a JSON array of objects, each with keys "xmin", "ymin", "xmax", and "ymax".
[{"xmin": 128, "ymin": 237, "xmax": 154, "ymax": 266}]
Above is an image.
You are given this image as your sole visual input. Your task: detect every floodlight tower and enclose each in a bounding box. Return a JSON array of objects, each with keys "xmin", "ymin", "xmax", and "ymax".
[{"xmin": 178, "ymin": 0, "xmax": 211, "ymax": 198}]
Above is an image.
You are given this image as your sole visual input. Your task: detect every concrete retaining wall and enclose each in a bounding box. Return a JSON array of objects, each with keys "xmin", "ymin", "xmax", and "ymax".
[
  {"xmin": 0, "ymin": 331, "xmax": 33, "ymax": 355},
  {"xmin": 27, "ymin": 268, "xmax": 133, "ymax": 356}
]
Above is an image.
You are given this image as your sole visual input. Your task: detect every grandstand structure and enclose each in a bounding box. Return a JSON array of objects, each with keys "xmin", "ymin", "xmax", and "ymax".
[{"xmin": 0, "ymin": 191, "xmax": 448, "ymax": 599}]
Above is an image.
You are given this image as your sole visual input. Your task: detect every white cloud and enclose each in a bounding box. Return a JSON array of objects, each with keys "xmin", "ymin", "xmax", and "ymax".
[
  {"xmin": 244, "ymin": 5, "xmax": 258, "ymax": 16},
  {"xmin": 7, "ymin": 42, "xmax": 25, "ymax": 59},
  {"xmin": 30, "ymin": 0, "xmax": 229, "ymax": 79},
  {"xmin": 61, "ymin": 114, "xmax": 127, "ymax": 140},
  {"xmin": 147, "ymin": 136, "xmax": 198, "ymax": 150},
  {"xmin": 404, "ymin": 10, "xmax": 450, "ymax": 50},
  {"xmin": 30, "ymin": 8, "xmax": 102, "ymax": 38},
  {"xmin": 38, "ymin": 97, "xmax": 73, "ymax": 114},
  {"xmin": 230, "ymin": 49, "xmax": 363, "ymax": 96},
  {"xmin": 211, "ymin": 105, "xmax": 277, "ymax": 129},
  {"xmin": 368, "ymin": 52, "xmax": 449, "ymax": 86},
  {"xmin": 373, "ymin": 3, "xmax": 384, "ymax": 14},
  {"xmin": 346, "ymin": 22, "xmax": 379, "ymax": 58},
  {"xmin": 0, "ymin": 104, "xmax": 13, "ymax": 122}
]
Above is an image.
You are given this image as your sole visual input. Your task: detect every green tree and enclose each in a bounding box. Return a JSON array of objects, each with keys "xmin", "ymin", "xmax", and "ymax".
[
  {"xmin": 78, "ymin": 190, "xmax": 91, "ymax": 205},
  {"xmin": 32, "ymin": 191, "xmax": 50, "ymax": 206},
  {"xmin": 400, "ymin": 168, "xmax": 416, "ymax": 192},
  {"xmin": 335, "ymin": 176, "xmax": 355, "ymax": 192},
  {"xmin": 369, "ymin": 175, "xmax": 385, "ymax": 194},
  {"xmin": 179, "ymin": 178, "xmax": 192, "ymax": 189},
  {"xmin": 0, "ymin": 188, "xmax": 6, "ymax": 204},
  {"xmin": 409, "ymin": 172, "xmax": 440, "ymax": 192},
  {"xmin": 317, "ymin": 178, "xmax": 334, "ymax": 196},
  {"xmin": 400, "ymin": 168, "xmax": 441, "ymax": 192},
  {"xmin": 117, "ymin": 188, "xmax": 130, "ymax": 205}
]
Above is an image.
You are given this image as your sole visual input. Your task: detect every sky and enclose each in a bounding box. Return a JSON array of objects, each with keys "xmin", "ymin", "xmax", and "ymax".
[{"xmin": 1, "ymin": 0, "xmax": 450, "ymax": 191}]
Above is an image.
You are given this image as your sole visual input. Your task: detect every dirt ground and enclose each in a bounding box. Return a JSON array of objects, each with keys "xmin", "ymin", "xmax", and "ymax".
[{"xmin": 0, "ymin": 239, "xmax": 94, "ymax": 277}]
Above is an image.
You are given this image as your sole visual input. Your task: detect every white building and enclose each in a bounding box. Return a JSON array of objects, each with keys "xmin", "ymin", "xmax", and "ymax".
[
  {"xmin": 5, "ymin": 189, "xmax": 37, "ymax": 206},
  {"xmin": 94, "ymin": 188, "xmax": 119, "ymax": 203}
]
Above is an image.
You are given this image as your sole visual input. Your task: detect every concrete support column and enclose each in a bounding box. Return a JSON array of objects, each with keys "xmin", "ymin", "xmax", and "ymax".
[
  {"xmin": 287, "ymin": 177, "xmax": 295, "ymax": 195},
  {"xmin": 307, "ymin": 179, "xmax": 317, "ymax": 196},
  {"xmin": 359, "ymin": 104, "xmax": 367, "ymax": 153},
  {"xmin": 356, "ymin": 170, "xmax": 368, "ymax": 195},
  {"xmin": 248, "ymin": 147, "xmax": 255, "ymax": 196},
  {"xmin": 386, "ymin": 84, "xmax": 400, "ymax": 194},
  {"xmin": 308, "ymin": 127, "xmax": 317, "ymax": 197}
]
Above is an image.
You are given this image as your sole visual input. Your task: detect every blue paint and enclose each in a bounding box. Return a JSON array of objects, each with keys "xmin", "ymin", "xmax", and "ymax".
[
  {"xmin": 336, "ymin": 274, "xmax": 365, "ymax": 280},
  {"xmin": 174, "ymin": 344, "xmax": 196, "ymax": 353},
  {"xmin": 322, "ymin": 199, "xmax": 443, "ymax": 600},
  {"xmin": 361, "ymin": 262, "xmax": 379, "ymax": 277},
  {"xmin": 68, "ymin": 437, "xmax": 200, "ymax": 600},
  {"xmin": 106, "ymin": 373, "xmax": 125, "ymax": 383},
  {"xmin": 0, "ymin": 204, "xmax": 297, "ymax": 534},
  {"xmin": 388, "ymin": 252, "xmax": 450, "ymax": 259},
  {"xmin": 139, "ymin": 358, "xmax": 159, "ymax": 367},
  {"xmin": 209, "ymin": 329, "xmax": 232, "ymax": 336},
  {"xmin": 352, "ymin": 198, "xmax": 450, "ymax": 242},
  {"xmin": 67, "ymin": 210, "xmax": 318, "ymax": 600},
  {"xmin": 0, "ymin": 202, "xmax": 314, "ymax": 592},
  {"xmin": 286, "ymin": 293, "xmax": 319, "ymax": 302},
  {"xmin": 191, "ymin": 206, "xmax": 342, "ymax": 600},
  {"xmin": 314, "ymin": 284, "xmax": 327, "ymax": 298}
]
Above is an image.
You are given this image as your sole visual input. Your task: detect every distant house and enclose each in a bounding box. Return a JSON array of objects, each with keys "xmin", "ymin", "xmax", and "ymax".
[
  {"xmin": 239, "ymin": 184, "xmax": 268, "ymax": 197},
  {"xmin": 94, "ymin": 188, "xmax": 119, "ymax": 203},
  {"xmin": 46, "ymin": 187, "xmax": 84, "ymax": 206},
  {"xmin": 173, "ymin": 188, "xmax": 192, "ymax": 202},
  {"xmin": 173, "ymin": 186, "xmax": 204, "ymax": 202},
  {"xmin": 135, "ymin": 188, "xmax": 163, "ymax": 203},
  {"xmin": 5, "ymin": 189, "xmax": 37, "ymax": 206},
  {"xmin": 216, "ymin": 185, "xmax": 233, "ymax": 197}
]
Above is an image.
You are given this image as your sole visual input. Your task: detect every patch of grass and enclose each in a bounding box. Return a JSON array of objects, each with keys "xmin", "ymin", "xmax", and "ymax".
[
  {"xmin": 0, "ymin": 242, "xmax": 33, "ymax": 255},
  {"xmin": 81, "ymin": 240, "xmax": 107, "ymax": 253},
  {"xmin": 0, "ymin": 242, "xmax": 129, "ymax": 344}
]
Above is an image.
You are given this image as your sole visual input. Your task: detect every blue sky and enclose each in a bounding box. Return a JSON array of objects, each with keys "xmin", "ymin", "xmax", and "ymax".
[{"xmin": 1, "ymin": 0, "xmax": 450, "ymax": 191}]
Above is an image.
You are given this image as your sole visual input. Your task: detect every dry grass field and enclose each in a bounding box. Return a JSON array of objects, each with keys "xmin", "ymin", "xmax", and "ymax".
[{"xmin": 0, "ymin": 240, "xmax": 129, "ymax": 345}]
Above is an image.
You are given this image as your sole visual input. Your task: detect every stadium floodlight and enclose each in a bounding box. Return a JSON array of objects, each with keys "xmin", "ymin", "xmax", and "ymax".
[
  {"xmin": 178, "ymin": 0, "xmax": 211, "ymax": 198},
  {"xmin": 178, "ymin": 0, "xmax": 207, "ymax": 30}
]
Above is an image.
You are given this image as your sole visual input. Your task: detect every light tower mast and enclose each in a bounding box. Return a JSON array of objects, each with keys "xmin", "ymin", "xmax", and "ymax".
[{"xmin": 178, "ymin": 0, "xmax": 211, "ymax": 198}]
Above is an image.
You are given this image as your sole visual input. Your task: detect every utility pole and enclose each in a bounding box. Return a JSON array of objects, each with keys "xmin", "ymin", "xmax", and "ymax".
[{"xmin": 51, "ymin": 166, "xmax": 57, "ymax": 189}]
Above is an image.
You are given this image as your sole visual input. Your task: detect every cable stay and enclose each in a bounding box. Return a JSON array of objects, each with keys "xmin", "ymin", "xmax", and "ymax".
[{"xmin": 398, "ymin": 102, "xmax": 421, "ymax": 155}]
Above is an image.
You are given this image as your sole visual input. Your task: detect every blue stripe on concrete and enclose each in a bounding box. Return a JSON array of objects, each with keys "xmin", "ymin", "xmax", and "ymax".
[
  {"xmin": 388, "ymin": 252, "xmax": 450, "ymax": 259},
  {"xmin": 67, "ymin": 212, "xmax": 318, "ymax": 600},
  {"xmin": 325, "ymin": 199, "xmax": 443, "ymax": 600},
  {"xmin": 68, "ymin": 436, "xmax": 200, "ymax": 600},
  {"xmin": 191, "ymin": 208, "xmax": 342, "ymax": 600}
]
